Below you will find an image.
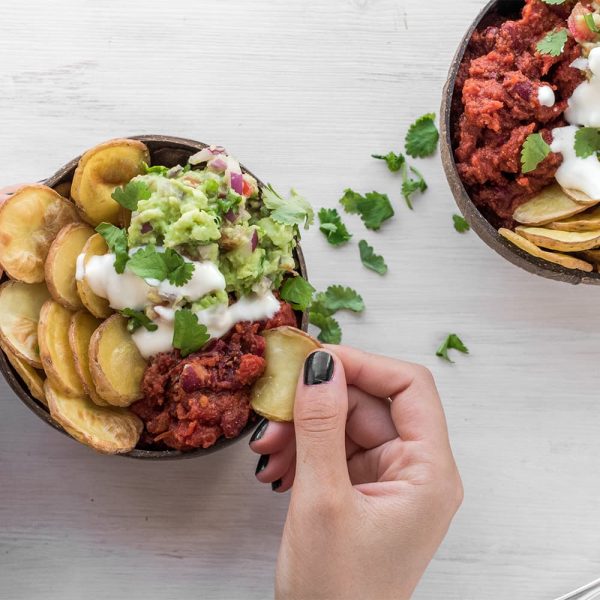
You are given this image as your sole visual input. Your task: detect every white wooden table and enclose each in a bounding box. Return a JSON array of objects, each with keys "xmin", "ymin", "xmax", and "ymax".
[{"xmin": 1, "ymin": 1, "xmax": 599, "ymax": 598}]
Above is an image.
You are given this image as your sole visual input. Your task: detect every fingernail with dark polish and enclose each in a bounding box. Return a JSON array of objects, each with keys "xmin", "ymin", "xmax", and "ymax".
[
  {"xmin": 255, "ymin": 454, "xmax": 269, "ymax": 475},
  {"xmin": 272, "ymin": 479, "xmax": 282, "ymax": 492},
  {"xmin": 304, "ymin": 351, "xmax": 334, "ymax": 385},
  {"xmin": 250, "ymin": 418, "xmax": 268, "ymax": 444}
]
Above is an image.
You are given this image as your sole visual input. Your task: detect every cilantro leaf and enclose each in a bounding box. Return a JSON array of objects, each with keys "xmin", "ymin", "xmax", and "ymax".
[
  {"xmin": 521, "ymin": 133, "xmax": 551, "ymax": 173},
  {"xmin": 280, "ymin": 276, "xmax": 315, "ymax": 311},
  {"xmin": 536, "ymin": 28, "xmax": 568, "ymax": 57},
  {"xmin": 436, "ymin": 333, "xmax": 469, "ymax": 363},
  {"xmin": 541, "ymin": 0, "xmax": 566, "ymax": 5},
  {"xmin": 173, "ymin": 309, "xmax": 210, "ymax": 358},
  {"xmin": 453, "ymin": 214, "xmax": 470, "ymax": 233},
  {"xmin": 405, "ymin": 113, "xmax": 439, "ymax": 158},
  {"xmin": 162, "ymin": 248, "xmax": 195, "ymax": 286},
  {"xmin": 311, "ymin": 285, "xmax": 364, "ymax": 317},
  {"xmin": 309, "ymin": 311, "xmax": 342, "ymax": 344},
  {"xmin": 372, "ymin": 151, "xmax": 405, "ymax": 172},
  {"xmin": 217, "ymin": 191, "xmax": 242, "ymax": 216},
  {"xmin": 584, "ymin": 13, "xmax": 600, "ymax": 33},
  {"xmin": 95, "ymin": 223, "xmax": 129, "ymax": 274},
  {"xmin": 574, "ymin": 127, "xmax": 600, "ymax": 158},
  {"xmin": 359, "ymin": 192, "xmax": 394, "ymax": 230},
  {"xmin": 358, "ymin": 240, "xmax": 388, "ymax": 275},
  {"xmin": 318, "ymin": 208, "xmax": 352, "ymax": 246},
  {"xmin": 401, "ymin": 166, "xmax": 427, "ymax": 210},
  {"xmin": 111, "ymin": 179, "xmax": 152, "ymax": 211},
  {"xmin": 121, "ymin": 308, "xmax": 158, "ymax": 333},
  {"xmin": 339, "ymin": 189, "xmax": 363, "ymax": 214},
  {"xmin": 127, "ymin": 245, "xmax": 168, "ymax": 280},
  {"xmin": 141, "ymin": 162, "xmax": 169, "ymax": 176},
  {"xmin": 262, "ymin": 185, "xmax": 314, "ymax": 230}
]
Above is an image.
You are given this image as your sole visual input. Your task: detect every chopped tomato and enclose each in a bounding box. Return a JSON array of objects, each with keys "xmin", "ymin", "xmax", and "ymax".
[{"xmin": 242, "ymin": 179, "xmax": 253, "ymax": 197}]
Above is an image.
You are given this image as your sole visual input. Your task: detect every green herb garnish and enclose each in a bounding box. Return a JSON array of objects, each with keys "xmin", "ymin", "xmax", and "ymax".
[
  {"xmin": 536, "ymin": 28, "xmax": 568, "ymax": 57},
  {"xmin": 121, "ymin": 308, "xmax": 158, "ymax": 333},
  {"xmin": 371, "ymin": 151, "xmax": 405, "ymax": 172},
  {"xmin": 453, "ymin": 214, "xmax": 470, "ymax": 233},
  {"xmin": 95, "ymin": 223, "xmax": 129, "ymax": 274},
  {"xmin": 141, "ymin": 162, "xmax": 170, "ymax": 176},
  {"xmin": 574, "ymin": 127, "xmax": 600, "ymax": 158},
  {"xmin": 262, "ymin": 185, "xmax": 314, "ymax": 230},
  {"xmin": 521, "ymin": 133, "xmax": 551, "ymax": 173},
  {"xmin": 339, "ymin": 189, "xmax": 363, "ymax": 214},
  {"xmin": 111, "ymin": 180, "xmax": 152, "ymax": 211},
  {"xmin": 127, "ymin": 246, "xmax": 194, "ymax": 286},
  {"xmin": 358, "ymin": 240, "xmax": 387, "ymax": 275},
  {"xmin": 162, "ymin": 248, "xmax": 195, "ymax": 286},
  {"xmin": 584, "ymin": 13, "xmax": 600, "ymax": 33},
  {"xmin": 311, "ymin": 285, "xmax": 364, "ymax": 316},
  {"xmin": 173, "ymin": 309, "xmax": 210, "ymax": 357},
  {"xmin": 318, "ymin": 208, "xmax": 352, "ymax": 246},
  {"xmin": 541, "ymin": 0, "xmax": 567, "ymax": 5},
  {"xmin": 339, "ymin": 189, "xmax": 394, "ymax": 230},
  {"xmin": 309, "ymin": 311, "xmax": 342, "ymax": 344},
  {"xmin": 405, "ymin": 113, "xmax": 439, "ymax": 158},
  {"xmin": 280, "ymin": 276, "xmax": 315, "ymax": 311},
  {"xmin": 436, "ymin": 334, "xmax": 469, "ymax": 363},
  {"xmin": 401, "ymin": 166, "xmax": 427, "ymax": 210}
]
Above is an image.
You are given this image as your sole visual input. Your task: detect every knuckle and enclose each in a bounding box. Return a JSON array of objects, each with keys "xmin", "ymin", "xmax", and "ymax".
[
  {"xmin": 294, "ymin": 390, "xmax": 341, "ymax": 434},
  {"xmin": 412, "ymin": 363, "xmax": 435, "ymax": 385}
]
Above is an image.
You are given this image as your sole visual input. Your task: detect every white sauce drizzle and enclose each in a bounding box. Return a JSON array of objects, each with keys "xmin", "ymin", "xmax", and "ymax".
[
  {"xmin": 538, "ymin": 85, "xmax": 555, "ymax": 107},
  {"xmin": 564, "ymin": 47, "xmax": 600, "ymax": 126},
  {"xmin": 132, "ymin": 319, "xmax": 175, "ymax": 359}
]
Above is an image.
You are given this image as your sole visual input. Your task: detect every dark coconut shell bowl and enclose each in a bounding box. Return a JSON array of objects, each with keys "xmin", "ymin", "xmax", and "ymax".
[
  {"xmin": 0, "ymin": 135, "xmax": 309, "ymax": 460},
  {"xmin": 441, "ymin": 0, "xmax": 600, "ymax": 285}
]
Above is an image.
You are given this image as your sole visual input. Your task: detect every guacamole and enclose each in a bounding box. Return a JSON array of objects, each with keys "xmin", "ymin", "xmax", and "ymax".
[{"xmin": 127, "ymin": 148, "xmax": 304, "ymax": 299}]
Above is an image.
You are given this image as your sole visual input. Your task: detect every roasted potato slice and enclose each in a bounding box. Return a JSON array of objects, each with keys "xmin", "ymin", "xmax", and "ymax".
[
  {"xmin": 251, "ymin": 327, "xmax": 321, "ymax": 422},
  {"xmin": 499, "ymin": 228, "xmax": 593, "ymax": 272},
  {"xmin": 45, "ymin": 381, "xmax": 142, "ymax": 454},
  {"xmin": 38, "ymin": 300, "xmax": 84, "ymax": 397},
  {"xmin": 89, "ymin": 314, "xmax": 146, "ymax": 407},
  {"xmin": 71, "ymin": 138, "xmax": 150, "ymax": 226},
  {"xmin": 53, "ymin": 181, "xmax": 71, "ymax": 199},
  {"xmin": 0, "ymin": 281, "xmax": 51, "ymax": 367},
  {"xmin": 45, "ymin": 223, "xmax": 94, "ymax": 310},
  {"xmin": 513, "ymin": 184, "xmax": 593, "ymax": 226},
  {"xmin": 76, "ymin": 233, "xmax": 112, "ymax": 318},
  {"xmin": 0, "ymin": 185, "xmax": 79, "ymax": 283},
  {"xmin": 563, "ymin": 187, "xmax": 600, "ymax": 205},
  {"xmin": 548, "ymin": 205, "xmax": 600, "ymax": 232},
  {"xmin": 68, "ymin": 311, "xmax": 108, "ymax": 407},
  {"xmin": 0, "ymin": 340, "xmax": 46, "ymax": 405},
  {"xmin": 515, "ymin": 226, "xmax": 600, "ymax": 252}
]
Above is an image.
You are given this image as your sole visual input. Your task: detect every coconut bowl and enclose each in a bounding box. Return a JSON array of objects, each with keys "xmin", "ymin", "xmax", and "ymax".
[
  {"xmin": 440, "ymin": 0, "xmax": 600, "ymax": 285},
  {"xmin": 0, "ymin": 134, "xmax": 309, "ymax": 460}
]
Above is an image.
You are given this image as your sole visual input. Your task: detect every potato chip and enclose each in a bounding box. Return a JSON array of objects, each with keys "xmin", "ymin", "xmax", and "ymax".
[
  {"xmin": 548, "ymin": 204, "xmax": 600, "ymax": 232},
  {"xmin": 515, "ymin": 226, "xmax": 600, "ymax": 252},
  {"xmin": 563, "ymin": 187, "xmax": 600, "ymax": 205}
]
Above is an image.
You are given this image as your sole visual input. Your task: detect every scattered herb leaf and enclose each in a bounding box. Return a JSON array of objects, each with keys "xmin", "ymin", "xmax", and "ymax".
[
  {"xmin": 359, "ymin": 192, "xmax": 395, "ymax": 230},
  {"xmin": 127, "ymin": 245, "xmax": 168, "ymax": 280},
  {"xmin": 173, "ymin": 309, "xmax": 210, "ymax": 358},
  {"xmin": 111, "ymin": 179, "xmax": 152, "ymax": 211},
  {"xmin": 309, "ymin": 311, "xmax": 342, "ymax": 344},
  {"xmin": 436, "ymin": 334, "xmax": 469, "ymax": 363},
  {"xmin": 262, "ymin": 185, "xmax": 314, "ymax": 230},
  {"xmin": 339, "ymin": 188, "xmax": 363, "ymax": 214},
  {"xmin": 121, "ymin": 308, "xmax": 158, "ymax": 333},
  {"xmin": 536, "ymin": 28, "xmax": 568, "ymax": 57},
  {"xmin": 280, "ymin": 276, "xmax": 315, "ymax": 311},
  {"xmin": 574, "ymin": 127, "xmax": 600, "ymax": 158},
  {"xmin": 318, "ymin": 208, "xmax": 352, "ymax": 245},
  {"xmin": 358, "ymin": 240, "xmax": 388, "ymax": 275},
  {"xmin": 453, "ymin": 214, "xmax": 470, "ymax": 233},
  {"xmin": 95, "ymin": 223, "xmax": 129, "ymax": 274},
  {"xmin": 521, "ymin": 133, "xmax": 551, "ymax": 173},
  {"xmin": 311, "ymin": 286, "xmax": 365, "ymax": 317},
  {"xmin": 405, "ymin": 113, "xmax": 439, "ymax": 158},
  {"xmin": 541, "ymin": 0, "xmax": 566, "ymax": 4},
  {"xmin": 372, "ymin": 151, "xmax": 405, "ymax": 172},
  {"xmin": 401, "ymin": 166, "xmax": 427, "ymax": 210}
]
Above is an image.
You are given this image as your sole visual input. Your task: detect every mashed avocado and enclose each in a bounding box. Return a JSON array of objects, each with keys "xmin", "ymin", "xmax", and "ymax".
[{"xmin": 127, "ymin": 150, "xmax": 305, "ymax": 299}]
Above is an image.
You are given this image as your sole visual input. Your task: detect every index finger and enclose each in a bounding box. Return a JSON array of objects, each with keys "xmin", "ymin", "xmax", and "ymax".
[{"xmin": 325, "ymin": 344, "xmax": 450, "ymax": 446}]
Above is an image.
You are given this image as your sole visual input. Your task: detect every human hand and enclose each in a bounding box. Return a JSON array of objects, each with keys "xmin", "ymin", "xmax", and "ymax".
[{"xmin": 249, "ymin": 346, "xmax": 463, "ymax": 600}]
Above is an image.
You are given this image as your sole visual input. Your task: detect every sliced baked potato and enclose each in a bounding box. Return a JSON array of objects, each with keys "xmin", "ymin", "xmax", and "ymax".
[
  {"xmin": 499, "ymin": 228, "xmax": 593, "ymax": 271},
  {"xmin": 0, "ymin": 185, "xmax": 79, "ymax": 282},
  {"xmin": 68, "ymin": 311, "xmax": 107, "ymax": 407},
  {"xmin": 515, "ymin": 226, "xmax": 600, "ymax": 252},
  {"xmin": 38, "ymin": 299, "xmax": 84, "ymax": 397},
  {"xmin": 76, "ymin": 233, "xmax": 112, "ymax": 318},
  {"xmin": 0, "ymin": 281, "xmax": 51, "ymax": 367},
  {"xmin": 71, "ymin": 138, "xmax": 150, "ymax": 226},
  {"xmin": 548, "ymin": 205, "xmax": 600, "ymax": 232},
  {"xmin": 0, "ymin": 340, "xmax": 46, "ymax": 405},
  {"xmin": 89, "ymin": 314, "xmax": 146, "ymax": 407},
  {"xmin": 45, "ymin": 223, "xmax": 95, "ymax": 310},
  {"xmin": 53, "ymin": 181, "xmax": 71, "ymax": 199},
  {"xmin": 251, "ymin": 327, "xmax": 321, "ymax": 422},
  {"xmin": 45, "ymin": 381, "xmax": 142, "ymax": 454}
]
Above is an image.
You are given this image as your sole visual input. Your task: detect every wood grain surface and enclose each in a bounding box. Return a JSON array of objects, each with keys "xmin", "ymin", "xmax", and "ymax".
[{"xmin": 1, "ymin": 1, "xmax": 599, "ymax": 598}]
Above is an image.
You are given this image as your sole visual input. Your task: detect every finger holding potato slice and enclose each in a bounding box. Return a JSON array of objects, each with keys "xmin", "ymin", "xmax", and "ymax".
[
  {"xmin": 71, "ymin": 139, "xmax": 150, "ymax": 226},
  {"xmin": 38, "ymin": 300, "xmax": 85, "ymax": 397},
  {"xmin": 499, "ymin": 228, "xmax": 593, "ymax": 272},
  {"xmin": 0, "ymin": 280, "xmax": 51, "ymax": 367},
  {"xmin": 76, "ymin": 233, "xmax": 113, "ymax": 319},
  {"xmin": 68, "ymin": 311, "xmax": 108, "ymax": 407},
  {"xmin": 45, "ymin": 223, "xmax": 94, "ymax": 310},
  {"xmin": 251, "ymin": 327, "xmax": 321, "ymax": 422},
  {"xmin": 0, "ymin": 185, "xmax": 79, "ymax": 283},
  {"xmin": 45, "ymin": 381, "xmax": 142, "ymax": 454},
  {"xmin": 89, "ymin": 314, "xmax": 147, "ymax": 407},
  {"xmin": 0, "ymin": 340, "xmax": 46, "ymax": 406}
]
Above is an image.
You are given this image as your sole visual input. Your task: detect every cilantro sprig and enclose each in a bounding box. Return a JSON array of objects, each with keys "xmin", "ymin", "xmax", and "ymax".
[
  {"xmin": 358, "ymin": 240, "xmax": 387, "ymax": 275},
  {"xmin": 128, "ymin": 246, "xmax": 195, "ymax": 287},
  {"xmin": 436, "ymin": 334, "xmax": 469, "ymax": 363},
  {"xmin": 339, "ymin": 189, "xmax": 394, "ymax": 230},
  {"xmin": 401, "ymin": 166, "xmax": 427, "ymax": 210},
  {"xmin": 521, "ymin": 133, "xmax": 552, "ymax": 173},
  {"xmin": 95, "ymin": 223, "xmax": 129, "ymax": 274},
  {"xmin": 280, "ymin": 276, "xmax": 316, "ymax": 312},
  {"xmin": 121, "ymin": 309, "xmax": 158, "ymax": 333},
  {"xmin": 173, "ymin": 309, "xmax": 210, "ymax": 357},
  {"xmin": 574, "ymin": 127, "xmax": 600, "ymax": 158},
  {"xmin": 405, "ymin": 113, "xmax": 439, "ymax": 158},
  {"xmin": 111, "ymin": 180, "xmax": 152, "ymax": 211},
  {"xmin": 309, "ymin": 312, "xmax": 342, "ymax": 344},
  {"xmin": 371, "ymin": 151, "xmax": 405, "ymax": 172},
  {"xmin": 142, "ymin": 162, "xmax": 170, "ymax": 176},
  {"xmin": 453, "ymin": 214, "xmax": 470, "ymax": 233},
  {"xmin": 541, "ymin": 0, "xmax": 566, "ymax": 4},
  {"xmin": 318, "ymin": 208, "xmax": 352, "ymax": 245},
  {"xmin": 262, "ymin": 185, "xmax": 314, "ymax": 230},
  {"xmin": 311, "ymin": 286, "xmax": 365, "ymax": 316},
  {"xmin": 536, "ymin": 28, "xmax": 568, "ymax": 57}
]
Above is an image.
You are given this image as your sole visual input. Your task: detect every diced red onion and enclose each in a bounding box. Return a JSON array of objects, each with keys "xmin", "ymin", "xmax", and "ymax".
[
  {"xmin": 251, "ymin": 230, "xmax": 259, "ymax": 252},
  {"xmin": 230, "ymin": 172, "xmax": 243, "ymax": 195},
  {"xmin": 208, "ymin": 157, "xmax": 227, "ymax": 172},
  {"xmin": 225, "ymin": 210, "xmax": 236, "ymax": 223},
  {"xmin": 141, "ymin": 222, "xmax": 153, "ymax": 234},
  {"xmin": 188, "ymin": 147, "xmax": 216, "ymax": 165}
]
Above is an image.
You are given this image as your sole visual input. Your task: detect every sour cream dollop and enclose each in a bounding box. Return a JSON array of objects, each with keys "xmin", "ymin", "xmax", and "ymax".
[
  {"xmin": 538, "ymin": 85, "xmax": 555, "ymax": 108},
  {"xmin": 565, "ymin": 47, "xmax": 600, "ymax": 126}
]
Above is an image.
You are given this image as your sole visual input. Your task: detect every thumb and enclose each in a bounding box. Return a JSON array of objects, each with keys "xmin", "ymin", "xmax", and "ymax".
[{"xmin": 293, "ymin": 350, "xmax": 351, "ymax": 494}]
